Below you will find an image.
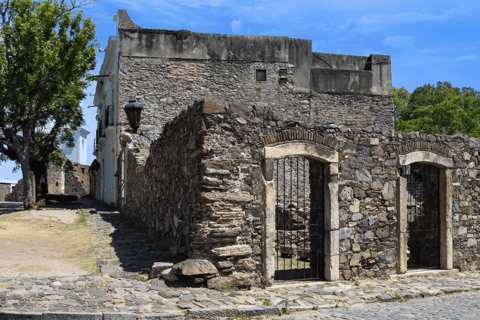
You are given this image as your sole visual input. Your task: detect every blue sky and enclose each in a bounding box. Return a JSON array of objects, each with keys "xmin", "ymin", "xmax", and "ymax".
[{"xmin": 1, "ymin": 0, "xmax": 479, "ymax": 180}]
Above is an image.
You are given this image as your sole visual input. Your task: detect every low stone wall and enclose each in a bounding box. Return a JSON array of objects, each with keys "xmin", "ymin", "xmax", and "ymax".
[
  {"xmin": 123, "ymin": 99, "xmax": 480, "ymax": 285},
  {"xmin": 5, "ymin": 174, "xmax": 35, "ymax": 202}
]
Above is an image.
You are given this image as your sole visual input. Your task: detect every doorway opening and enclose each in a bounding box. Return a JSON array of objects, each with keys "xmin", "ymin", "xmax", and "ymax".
[
  {"xmin": 274, "ymin": 156, "xmax": 324, "ymax": 281},
  {"xmin": 400, "ymin": 163, "xmax": 440, "ymax": 269}
]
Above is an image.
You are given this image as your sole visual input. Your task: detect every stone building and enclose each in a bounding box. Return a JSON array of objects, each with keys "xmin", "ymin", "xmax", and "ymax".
[
  {"xmin": 0, "ymin": 180, "xmax": 17, "ymax": 202},
  {"xmin": 95, "ymin": 10, "xmax": 480, "ymax": 287}
]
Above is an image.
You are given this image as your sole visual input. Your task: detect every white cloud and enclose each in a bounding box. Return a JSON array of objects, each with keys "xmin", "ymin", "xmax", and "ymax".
[
  {"xmin": 382, "ymin": 36, "xmax": 414, "ymax": 48},
  {"xmin": 231, "ymin": 19, "xmax": 243, "ymax": 34},
  {"xmin": 454, "ymin": 55, "xmax": 479, "ymax": 61},
  {"xmin": 357, "ymin": 8, "xmax": 468, "ymax": 25}
]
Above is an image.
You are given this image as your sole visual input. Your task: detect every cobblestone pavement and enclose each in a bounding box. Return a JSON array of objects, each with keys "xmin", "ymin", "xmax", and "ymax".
[
  {"xmin": 272, "ymin": 291, "xmax": 480, "ymax": 319},
  {"xmin": 1, "ymin": 199, "xmax": 480, "ymax": 318}
]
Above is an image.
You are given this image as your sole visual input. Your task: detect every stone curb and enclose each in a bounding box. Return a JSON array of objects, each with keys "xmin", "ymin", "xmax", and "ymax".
[{"xmin": 0, "ymin": 305, "xmax": 334, "ymax": 320}]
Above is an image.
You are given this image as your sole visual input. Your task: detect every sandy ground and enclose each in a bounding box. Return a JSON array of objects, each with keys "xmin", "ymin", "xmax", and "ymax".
[
  {"xmin": 0, "ymin": 207, "xmax": 95, "ymax": 278},
  {"xmin": 0, "ymin": 240, "xmax": 89, "ymax": 277},
  {"xmin": 17, "ymin": 209, "xmax": 80, "ymax": 224}
]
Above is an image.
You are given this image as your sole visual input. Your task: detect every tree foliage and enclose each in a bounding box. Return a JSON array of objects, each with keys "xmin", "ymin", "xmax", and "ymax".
[
  {"xmin": 0, "ymin": 0, "xmax": 98, "ymax": 203},
  {"xmin": 394, "ymin": 82, "xmax": 480, "ymax": 138}
]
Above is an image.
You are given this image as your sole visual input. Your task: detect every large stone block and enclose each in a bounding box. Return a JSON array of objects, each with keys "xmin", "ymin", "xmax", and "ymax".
[
  {"xmin": 149, "ymin": 262, "xmax": 174, "ymax": 279},
  {"xmin": 199, "ymin": 192, "xmax": 254, "ymax": 203},
  {"xmin": 212, "ymin": 245, "xmax": 253, "ymax": 257},
  {"xmin": 172, "ymin": 259, "xmax": 218, "ymax": 276},
  {"xmin": 381, "ymin": 180, "xmax": 395, "ymax": 200},
  {"xmin": 235, "ymin": 258, "xmax": 256, "ymax": 271},
  {"xmin": 356, "ymin": 168, "xmax": 372, "ymax": 182}
]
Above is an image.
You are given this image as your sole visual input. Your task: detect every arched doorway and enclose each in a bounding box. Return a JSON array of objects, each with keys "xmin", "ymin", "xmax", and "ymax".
[
  {"xmin": 262, "ymin": 142, "xmax": 339, "ymax": 282},
  {"xmin": 396, "ymin": 151, "xmax": 453, "ymax": 273}
]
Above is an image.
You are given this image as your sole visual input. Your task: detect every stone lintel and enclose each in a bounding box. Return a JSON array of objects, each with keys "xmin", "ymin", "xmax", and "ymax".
[
  {"xmin": 398, "ymin": 151, "xmax": 453, "ymax": 168},
  {"xmin": 263, "ymin": 142, "xmax": 338, "ymax": 163}
]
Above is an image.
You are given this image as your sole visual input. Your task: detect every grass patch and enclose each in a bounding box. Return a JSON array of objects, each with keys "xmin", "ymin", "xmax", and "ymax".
[
  {"xmin": 216, "ymin": 284, "xmax": 235, "ymax": 297},
  {"xmin": 0, "ymin": 283, "xmax": 8, "ymax": 289},
  {"xmin": 237, "ymin": 314, "xmax": 252, "ymax": 320},
  {"xmin": 394, "ymin": 292, "xmax": 409, "ymax": 303},
  {"xmin": 274, "ymin": 251, "xmax": 310, "ymax": 270},
  {"xmin": 138, "ymin": 275, "xmax": 148, "ymax": 282},
  {"xmin": 262, "ymin": 299, "xmax": 271, "ymax": 306}
]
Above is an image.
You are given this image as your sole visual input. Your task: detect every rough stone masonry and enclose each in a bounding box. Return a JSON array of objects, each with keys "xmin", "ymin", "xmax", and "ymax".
[{"xmin": 104, "ymin": 9, "xmax": 480, "ymax": 288}]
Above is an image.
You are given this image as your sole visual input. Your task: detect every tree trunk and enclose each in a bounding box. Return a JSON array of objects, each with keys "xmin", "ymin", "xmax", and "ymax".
[
  {"xmin": 31, "ymin": 160, "xmax": 48, "ymax": 198},
  {"xmin": 20, "ymin": 161, "xmax": 35, "ymax": 207}
]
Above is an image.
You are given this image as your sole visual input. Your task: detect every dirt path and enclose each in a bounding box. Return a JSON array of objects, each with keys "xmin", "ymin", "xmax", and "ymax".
[{"xmin": 0, "ymin": 206, "xmax": 99, "ymax": 277}]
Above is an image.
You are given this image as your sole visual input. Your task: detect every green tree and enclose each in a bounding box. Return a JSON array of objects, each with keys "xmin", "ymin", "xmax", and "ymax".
[
  {"xmin": 0, "ymin": 0, "xmax": 98, "ymax": 205},
  {"xmin": 394, "ymin": 82, "xmax": 480, "ymax": 137}
]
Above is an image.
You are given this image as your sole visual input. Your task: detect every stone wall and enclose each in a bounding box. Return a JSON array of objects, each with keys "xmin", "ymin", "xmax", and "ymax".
[
  {"xmin": 5, "ymin": 174, "xmax": 35, "ymax": 202},
  {"xmin": 65, "ymin": 163, "xmax": 90, "ymax": 197},
  {"xmin": 117, "ymin": 57, "xmax": 394, "ymax": 150},
  {"xmin": 0, "ymin": 183, "xmax": 11, "ymax": 201},
  {"xmin": 123, "ymin": 99, "xmax": 480, "ymax": 285},
  {"xmin": 47, "ymin": 162, "xmax": 64, "ymax": 195}
]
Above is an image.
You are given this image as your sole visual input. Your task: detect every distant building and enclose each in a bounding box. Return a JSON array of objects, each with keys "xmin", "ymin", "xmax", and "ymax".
[
  {"xmin": 0, "ymin": 179, "xmax": 17, "ymax": 201},
  {"xmin": 60, "ymin": 128, "xmax": 90, "ymax": 165}
]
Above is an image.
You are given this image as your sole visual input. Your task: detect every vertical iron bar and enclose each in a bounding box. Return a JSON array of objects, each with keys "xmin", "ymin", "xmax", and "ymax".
[
  {"xmin": 276, "ymin": 159, "xmax": 279, "ymax": 275},
  {"xmin": 304, "ymin": 158, "xmax": 307, "ymax": 279},
  {"xmin": 292, "ymin": 157, "xmax": 300, "ymax": 275},
  {"xmin": 283, "ymin": 158, "xmax": 288, "ymax": 280},
  {"xmin": 290, "ymin": 156, "xmax": 293, "ymax": 281}
]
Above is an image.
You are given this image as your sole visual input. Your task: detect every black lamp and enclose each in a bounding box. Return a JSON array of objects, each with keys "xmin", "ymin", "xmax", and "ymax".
[{"xmin": 124, "ymin": 98, "xmax": 143, "ymax": 133}]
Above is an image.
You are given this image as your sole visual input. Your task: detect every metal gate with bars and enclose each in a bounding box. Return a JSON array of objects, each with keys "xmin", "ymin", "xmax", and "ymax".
[
  {"xmin": 274, "ymin": 156, "xmax": 324, "ymax": 281},
  {"xmin": 400, "ymin": 163, "xmax": 440, "ymax": 269}
]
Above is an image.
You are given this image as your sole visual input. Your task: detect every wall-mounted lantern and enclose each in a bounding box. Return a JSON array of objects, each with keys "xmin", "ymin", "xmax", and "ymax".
[{"xmin": 124, "ymin": 98, "xmax": 143, "ymax": 133}]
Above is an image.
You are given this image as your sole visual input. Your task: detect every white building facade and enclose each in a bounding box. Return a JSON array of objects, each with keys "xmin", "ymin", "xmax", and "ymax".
[
  {"xmin": 60, "ymin": 128, "xmax": 90, "ymax": 165},
  {"xmin": 93, "ymin": 29, "xmax": 120, "ymax": 205}
]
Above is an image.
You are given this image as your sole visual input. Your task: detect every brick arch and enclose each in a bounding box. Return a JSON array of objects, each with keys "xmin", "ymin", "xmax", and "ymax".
[
  {"xmin": 396, "ymin": 148, "xmax": 453, "ymax": 274},
  {"xmin": 395, "ymin": 141, "xmax": 453, "ymax": 158},
  {"xmin": 261, "ymin": 141, "xmax": 339, "ymax": 282},
  {"xmin": 261, "ymin": 129, "xmax": 341, "ymax": 151}
]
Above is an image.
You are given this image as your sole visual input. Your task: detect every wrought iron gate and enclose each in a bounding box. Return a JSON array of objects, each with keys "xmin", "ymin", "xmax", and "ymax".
[
  {"xmin": 400, "ymin": 163, "xmax": 440, "ymax": 269},
  {"xmin": 274, "ymin": 156, "xmax": 324, "ymax": 281}
]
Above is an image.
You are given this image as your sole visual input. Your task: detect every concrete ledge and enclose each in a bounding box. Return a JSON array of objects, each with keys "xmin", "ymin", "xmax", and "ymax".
[
  {"xmin": 0, "ymin": 202, "xmax": 23, "ymax": 209},
  {"xmin": 390, "ymin": 268, "xmax": 459, "ymax": 279}
]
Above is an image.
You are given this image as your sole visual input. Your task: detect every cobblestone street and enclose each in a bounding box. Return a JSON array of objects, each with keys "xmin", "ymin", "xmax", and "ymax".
[
  {"xmin": 1, "ymin": 199, "xmax": 480, "ymax": 318},
  {"xmin": 272, "ymin": 291, "xmax": 480, "ymax": 320}
]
